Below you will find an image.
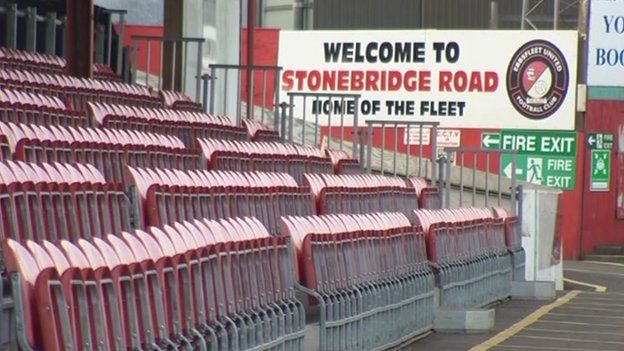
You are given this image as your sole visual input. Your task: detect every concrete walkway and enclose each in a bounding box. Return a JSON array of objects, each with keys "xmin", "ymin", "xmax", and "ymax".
[{"xmin": 402, "ymin": 260, "xmax": 624, "ymax": 350}]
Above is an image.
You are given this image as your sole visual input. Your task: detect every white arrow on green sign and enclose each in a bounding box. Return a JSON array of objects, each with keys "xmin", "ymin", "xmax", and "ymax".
[
  {"xmin": 481, "ymin": 133, "xmax": 501, "ymax": 149},
  {"xmin": 501, "ymin": 154, "xmax": 576, "ymax": 190},
  {"xmin": 587, "ymin": 133, "xmax": 614, "ymax": 150}
]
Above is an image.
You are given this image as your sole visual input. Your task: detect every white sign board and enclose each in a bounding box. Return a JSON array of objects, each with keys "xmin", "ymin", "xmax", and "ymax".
[
  {"xmin": 278, "ymin": 30, "xmax": 577, "ymax": 130},
  {"xmin": 588, "ymin": 0, "xmax": 624, "ymax": 86},
  {"xmin": 404, "ymin": 127, "xmax": 461, "ymax": 147}
]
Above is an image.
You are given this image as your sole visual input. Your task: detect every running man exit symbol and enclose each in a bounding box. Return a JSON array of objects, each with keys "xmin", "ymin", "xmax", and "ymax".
[{"xmin": 527, "ymin": 157, "xmax": 543, "ymax": 184}]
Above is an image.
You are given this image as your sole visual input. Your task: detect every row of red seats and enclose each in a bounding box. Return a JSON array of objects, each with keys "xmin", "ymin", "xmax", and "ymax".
[
  {"xmin": 281, "ymin": 212, "xmax": 434, "ymax": 350},
  {"xmin": 0, "ymin": 87, "xmax": 87, "ymax": 127},
  {"xmin": 0, "ymin": 161, "xmax": 131, "ymax": 243},
  {"xmin": 0, "ymin": 47, "xmax": 121, "ymax": 81},
  {"xmin": 127, "ymin": 166, "xmax": 315, "ymax": 233},
  {"xmin": 0, "ymin": 121, "xmax": 200, "ymax": 183},
  {"xmin": 414, "ymin": 208, "xmax": 513, "ymax": 308},
  {"xmin": 414, "ymin": 208, "xmax": 508, "ymax": 262},
  {"xmin": 88, "ymin": 101, "xmax": 248, "ymax": 146},
  {"xmin": 409, "ymin": 177, "xmax": 442, "ymax": 209},
  {"xmin": 3, "ymin": 216, "xmax": 304, "ymax": 350},
  {"xmin": 198, "ymin": 138, "xmax": 334, "ymax": 184},
  {"xmin": 159, "ymin": 90, "xmax": 203, "ymax": 111},
  {"xmin": 325, "ymin": 148, "xmax": 361, "ymax": 174},
  {"xmin": 0, "ymin": 68, "xmax": 160, "ymax": 112},
  {"xmin": 304, "ymin": 173, "xmax": 421, "ymax": 218},
  {"xmin": 241, "ymin": 119, "xmax": 281, "ymax": 142}
]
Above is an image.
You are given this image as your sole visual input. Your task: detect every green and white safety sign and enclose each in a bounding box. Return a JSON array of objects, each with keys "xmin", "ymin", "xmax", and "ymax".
[
  {"xmin": 590, "ymin": 150, "xmax": 611, "ymax": 191},
  {"xmin": 481, "ymin": 130, "xmax": 577, "ymax": 190},
  {"xmin": 587, "ymin": 133, "xmax": 614, "ymax": 150},
  {"xmin": 501, "ymin": 154, "xmax": 575, "ymax": 190}
]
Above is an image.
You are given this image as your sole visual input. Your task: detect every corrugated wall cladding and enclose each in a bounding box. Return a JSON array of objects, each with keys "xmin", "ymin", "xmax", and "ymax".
[{"xmin": 313, "ymin": 0, "xmax": 578, "ymax": 30}]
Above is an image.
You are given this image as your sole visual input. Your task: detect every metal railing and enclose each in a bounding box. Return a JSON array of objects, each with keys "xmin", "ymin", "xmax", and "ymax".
[
  {"xmin": 205, "ymin": 64, "xmax": 282, "ymax": 128},
  {"xmin": 439, "ymin": 147, "xmax": 520, "ymax": 216},
  {"xmin": 130, "ymin": 35, "xmax": 204, "ymax": 101},
  {"xmin": 99, "ymin": 9, "xmax": 127, "ymax": 75},
  {"xmin": 285, "ymin": 92, "xmax": 360, "ymax": 156},
  {"xmin": 364, "ymin": 120, "xmax": 439, "ymax": 181},
  {"xmin": 1, "ymin": 4, "xmax": 126, "ymax": 75}
]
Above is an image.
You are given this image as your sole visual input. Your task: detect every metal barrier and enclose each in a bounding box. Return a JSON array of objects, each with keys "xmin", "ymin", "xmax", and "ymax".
[
  {"xmin": 130, "ymin": 35, "xmax": 204, "ymax": 101},
  {"xmin": 97, "ymin": 9, "xmax": 127, "ymax": 75},
  {"xmin": 285, "ymin": 92, "xmax": 360, "ymax": 157},
  {"xmin": 1, "ymin": 4, "xmax": 126, "ymax": 74},
  {"xmin": 364, "ymin": 120, "xmax": 439, "ymax": 182},
  {"xmin": 440, "ymin": 147, "xmax": 519, "ymax": 215},
  {"xmin": 205, "ymin": 64, "xmax": 282, "ymax": 128},
  {"xmin": 437, "ymin": 147, "xmax": 525, "ymax": 283}
]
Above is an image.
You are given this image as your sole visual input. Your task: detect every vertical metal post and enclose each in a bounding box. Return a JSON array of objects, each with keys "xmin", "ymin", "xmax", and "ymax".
[
  {"xmin": 116, "ymin": 13, "xmax": 126, "ymax": 75},
  {"xmin": 553, "ymin": 0, "xmax": 560, "ymax": 29},
  {"xmin": 339, "ymin": 97, "xmax": 345, "ymax": 151},
  {"xmin": 145, "ymin": 40, "xmax": 151, "ymax": 87},
  {"xmin": 288, "ymin": 94, "xmax": 294, "ymax": 141},
  {"xmin": 314, "ymin": 96, "xmax": 320, "ymax": 144},
  {"xmin": 352, "ymin": 96, "xmax": 360, "ymax": 159},
  {"xmin": 294, "ymin": 0, "xmax": 305, "ymax": 29},
  {"xmin": 248, "ymin": 68, "xmax": 255, "ymax": 119},
  {"xmin": 62, "ymin": 18, "xmax": 67, "ymax": 56},
  {"xmin": 261, "ymin": 70, "xmax": 267, "ymax": 123},
  {"xmin": 327, "ymin": 97, "xmax": 332, "ymax": 150},
  {"xmin": 95, "ymin": 24, "xmax": 105, "ymax": 63},
  {"xmin": 437, "ymin": 154, "xmax": 445, "ymax": 205},
  {"xmin": 516, "ymin": 184, "xmax": 523, "ymax": 223},
  {"xmin": 359, "ymin": 127, "xmax": 365, "ymax": 169},
  {"xmin": 195, "ymin": 41, "xmax": 203, "ymax": 102},
  {"xmin": 236, "ymin": 68, "xmax": 242, "ymax": 122},
  {"xmin": 202, "ymin": 74, "xmax": 210, "ymax": 113},
  {"xmin": 406, "ymin": 132, "xmax": 410, "ymax": 178},
  {"xmin": 380, "ymin": 124, "xmax": 385, "ymax": 175},
  {"xmin": 485, "ymin": 153, "xmax": 490, "ymax": 207},
  {"xmin": 26, "ymin": 7, "xmax": 37, "ymax": 51},
  {"xmin": 302, "ymin": 97, "xmax": 307, "ymax": 145},
  {"xmin": 280, "ymin": 102, "xmax": 289, "ymax": 141},
  {"xmin": 209, "ymin": 66, "xmax": 216, "ymax": 113},
  {"xmin": 132, "ymin": 39, "xmax": 138, "ymax": 84},
  {"xmin": 418, "ymin": 125, "xmax": 423, "ymax": 176},
  {"xmin": 521, "ymin": 0, "xmax": 528, "ymax": 29},
  {"xmin": 367, "ymin": 123, "xmax": 373, "ymax": 173},
  {"xmin": 45, "ymin": 12, "xmax": 58, "ymax": 55},
  {"xmin": 472, "ymin": 153, "xmax": 477, "ymax": 206},
  {"xmin": 511, "ymin": 153, "xmax": 518, "ymax": 215},
  {"xmin": 459, "ymin": 152, "xmax": 464, "ymax": 206},
  {"xmin": 158, "ymin": 38, "xmax": 164, "ymax": 90},
  {"xmin": 490, "ymin": 0, "xmax": 499, "ymax": 29},
  {"xmin": 273, "ymin": 68, "xmax": 282, "ymax": 132},
  {"xmin": 445, "ymin": 154, "xmax": 451, "ymax": 208},
  {"xmin": 182, "ymin": 41, "xmax": 188, "ymax": 91},
  {"xmin": 432, "ymin": 124, "xmax": 438, "ymax": 183},
  {"xmin": 393, "ymin": 123, "xmax": 398, "ymax": 176},
  {"xmin": 171, "ymin": 40, "xmax": 177, "ymax": 91},
  {"xmin": 106, "ymin": 13, "xmax": 113, "ymax": 65},
  {"xmin": 223, "ymin": 68, "xmax": 229, "ymax": 114},
  {"xmin": 6, "ymin": 4, "xmax": 17, "ymax": 49}
]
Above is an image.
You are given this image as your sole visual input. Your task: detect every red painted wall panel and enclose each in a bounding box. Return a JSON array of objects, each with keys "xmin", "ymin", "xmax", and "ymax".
[
  {"xmin": 581, "ymin": 100, "xmax": 624, "ymax": 256},
  {"xmin": 240, "ymin": 28, "xmax": 280, "ymax": 109},
  {"xmin": 115, "ymin": 25, "xmax": 164, "ymax": 76}
]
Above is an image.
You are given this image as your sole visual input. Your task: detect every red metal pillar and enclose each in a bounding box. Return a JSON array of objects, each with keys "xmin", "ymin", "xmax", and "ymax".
[
  {"xmin": 246, "ymin": 0, "xmax": 255, "ymax": 120},
  {"xmin": 65, "ymin": 0, "xmax": 94, "ymax": 78}
]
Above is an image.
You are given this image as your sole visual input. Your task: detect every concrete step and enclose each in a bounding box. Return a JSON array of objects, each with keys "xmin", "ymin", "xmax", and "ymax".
[
  {"xmin": 582, "ymin": 254, "xmax": 624, "ymax": 263},
  {"xmin": 593, "ymin": 244, "xmax": 624, "ymax": 255}
]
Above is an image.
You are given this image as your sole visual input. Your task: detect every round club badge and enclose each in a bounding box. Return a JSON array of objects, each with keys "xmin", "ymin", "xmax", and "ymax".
[{"xmin": 506, "ymin": 40, "xmax": 569, "ymax": 120}]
